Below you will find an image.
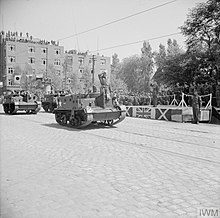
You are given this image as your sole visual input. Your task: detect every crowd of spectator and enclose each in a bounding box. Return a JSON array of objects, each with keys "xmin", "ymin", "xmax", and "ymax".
[
  {"xmin": 0, "ymin": 31, "xmax": 59, "ymax": 46},
  {"xmin": 113, "ymin": 81, "xmax": 220, "ymax": 108}
]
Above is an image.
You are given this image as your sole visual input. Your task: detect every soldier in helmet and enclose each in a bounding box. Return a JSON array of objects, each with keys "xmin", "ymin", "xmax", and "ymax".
[
  {"xmin": 98, "ymin": 72, "xmax": 111, "ymax": 101},
  {"xmin": 152, "ymin": 81, "xmax": 159, "ymax": 107},
  {"xmin": 192, "ymin": 89, "xmax": 201, "ymax": 124}
]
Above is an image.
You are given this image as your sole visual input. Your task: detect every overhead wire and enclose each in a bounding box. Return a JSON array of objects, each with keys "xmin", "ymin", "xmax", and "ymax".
[
  {"xmin": 57, "ymin": 0, "xmax": 177, "ymax": 41},
  {"xmin": 91, "ymin": 32, "xmax": 182, "ymax": 52},
  {"xmin": 8, "ymin": 31, "xmax": 182, "ymax": 66},
  {"xmin": 5, "ymin": 0, "xmax": 180, "ymax": 65},
  {"xmin": 5, "ymin": 0, "xmax": 178, "ymax": 58}
]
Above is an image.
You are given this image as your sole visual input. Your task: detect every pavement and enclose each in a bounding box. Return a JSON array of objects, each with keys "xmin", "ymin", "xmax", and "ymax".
[{"xmin": 0, "ymin": 105, "xmax": 220, "ymax": 218}]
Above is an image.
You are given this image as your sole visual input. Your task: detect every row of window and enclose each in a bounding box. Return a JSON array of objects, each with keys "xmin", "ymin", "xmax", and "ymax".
[
  {"xmin": 7, "ymin": 67, "xmax": 61, "ymax": 75},
  {"xmin": 8, "ymin": 44, "xmax": 61, "ymax": 55},
  {"xmin": 8, "ymin": 56, "xmax": 107, "ymax": 67},
  {"xmin": 7, "ymin": 66, "xmax": 106, "ymax": 77},
  {"xmin": 67, "ymin": 56, "xmax": 106, "ymax": 65},
  {"xmin": 8, "ymin": 67, "xmax": 36, "ymax": 75},
  {"xmin": 8, "ymin": 56, "xmax": 61, "ymax": 65}
]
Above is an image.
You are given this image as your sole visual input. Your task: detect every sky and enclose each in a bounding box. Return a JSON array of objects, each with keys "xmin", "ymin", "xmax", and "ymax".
[{"xmin": 0, "ymin": 0, "xmax": 207, "ymax": 60}]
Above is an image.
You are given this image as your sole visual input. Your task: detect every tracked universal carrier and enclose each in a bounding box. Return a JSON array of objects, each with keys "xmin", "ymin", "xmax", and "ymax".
[
  {"xmin": 53, "ymin": 92, "xmax": 126, "ymax": 128},
  {"xmin": 42, "ymin": 94, "xmax": 58, "ymax": 112},
  {"xmin": 3, "ymin": 91, "xmax": 41, "ymax": 114}
]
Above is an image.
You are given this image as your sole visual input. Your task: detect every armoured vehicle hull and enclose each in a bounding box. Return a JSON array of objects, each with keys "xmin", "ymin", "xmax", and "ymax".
[
  {"xmin": 3, "ymin": 93, "xmax": 41, "ymax": 114},
  {"xmin": 41, "ymin": 94, "xmax": 58, "ymax": 112},
  {"xmin": 54, "ymin": 93, "xmax": 126, "ymax": 128}
]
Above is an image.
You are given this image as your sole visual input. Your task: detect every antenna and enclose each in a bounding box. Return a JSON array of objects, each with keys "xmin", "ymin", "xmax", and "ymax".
[
  {"xmin": 46, "ymin": 47, "xmax": 48, "ymax": 79},
  {"xmin": 74, "ymin": 24, "xmax": 80, "ymax": 52},
  {"xmin": 92, "ymin": 55, "xmax": 96, "ymax": 93},
  {"xmin": 97, "ymin": 37, "xmax": 99, "ymax": 55},
  {"xmin": 2, "ymin": 15, "xmax": 4, "ymax": 31}
]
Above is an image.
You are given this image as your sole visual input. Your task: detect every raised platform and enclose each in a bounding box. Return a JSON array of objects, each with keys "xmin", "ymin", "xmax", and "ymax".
[{"xmin": 125, "ymin": 105, "xmax": 211, "ymax": 123}]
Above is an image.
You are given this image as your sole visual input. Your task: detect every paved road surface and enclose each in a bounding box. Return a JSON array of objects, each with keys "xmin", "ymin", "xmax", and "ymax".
[{"xmin": 0, "ymin": 106, "xmax": 220, "ymax": 218}]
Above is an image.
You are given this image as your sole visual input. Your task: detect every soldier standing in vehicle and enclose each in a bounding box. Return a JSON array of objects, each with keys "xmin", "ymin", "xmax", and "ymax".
[
  {"xmin": 192, "ymin": 89, "xmax": 201, "ymax": 124},
  {"xmin": 98, "ymin": 72, "xmax": 111, "ymax": 100}
]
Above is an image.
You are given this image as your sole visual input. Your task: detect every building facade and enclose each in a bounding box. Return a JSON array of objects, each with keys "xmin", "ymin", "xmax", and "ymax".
[
  {"xmin": 0, "ymin": 31, "xmax": 111, "ymax": 94},
  {"xmin": 0, "ymin": 31, "xmax": 64, "ymax": 93},
  {"xmin": 64, "ymin": 50, "xmax": 111, "ymax": 91}
]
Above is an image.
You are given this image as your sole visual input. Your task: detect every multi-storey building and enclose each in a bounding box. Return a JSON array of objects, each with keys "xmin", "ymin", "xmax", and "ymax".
[
  {"xmin": 0, "ymin": 31, "xmax": 111, "ymax": 94},
  {"xmin": 0, "ymin": 31, "xmax": 64, "ymax": 93},
  {"xmin": 64, "ymin": 49, "xmax": 111, "ymax": 91}
]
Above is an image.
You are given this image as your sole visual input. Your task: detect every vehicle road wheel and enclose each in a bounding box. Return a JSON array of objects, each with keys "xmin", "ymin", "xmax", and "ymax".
[
  {"xmin": 69, "ymin": 117, "xmax": 77, "ymax": 127},
  {"xmin": 26, "ymin": 110, "xmax": 31, "ymax": 114},
  {"xmin": 55, "ymin": 113, "xmax": 62, "ymax": 124},
  {"xmin": 75, "ymin": 115, "xmax": 82, "ymax": 126},
  {"xmin": 3, "ymin": 105, "xmax": 9, "ymax": 114},
  {"xmin": 107, "ymin": 120, "xmax": 114, "ymax": 125},
  {"xmin": 60, "ymin": 114, "xmax": 67, "ymax": 125}
]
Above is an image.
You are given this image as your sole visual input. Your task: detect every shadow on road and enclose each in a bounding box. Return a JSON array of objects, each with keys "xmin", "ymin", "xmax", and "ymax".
[
  {"xmin": 0, "ymin": 112, "xmax": 38, "ymax": 116},
  {"xmin": 42, "ymin": 123, "xmax": 117, "ymax": 131}
]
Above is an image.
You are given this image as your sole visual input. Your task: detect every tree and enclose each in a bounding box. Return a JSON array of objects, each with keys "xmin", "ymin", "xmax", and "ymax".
[
  {"xmin": 117, "ymin": 41, "xmax": 154, "ymax": 93},
  {"xmin": 80, "ymin": 67, "xmax": 93, "ymax": 94},
  {"xmin": 119, "ymin": 55, "xmax": 141, "ymax": 92},
  {"xmin": 153, "ymin": 43, "xmax": 167, "ymax": 84},
  {"xmin": 20, "ymin": 63, "xmax": 33, "ymax": 90},
  {"xmin": 110, "ymin": 53, "xmax": 128, "ymax": 93},
  {"xmin": 68, "ymin": 69, "xmax": 81, "ymax": 93},
  {"xmin": 139, "ymin": 41, "xmax": 154, "ymax": 92},
  {"xmin": 47, "ymin": 64, "xmax": 63, "ymax": 91},
  {"xmin": 181, "ymin": 0, "xmax": 220, "ymax": 81},
  {"xmin": 167, "ymin": 38, "xmax": 184, "ymax": 57},
  {"xmin": 153, "ymin": 39, "xmax": 184, "ymax": 85}
]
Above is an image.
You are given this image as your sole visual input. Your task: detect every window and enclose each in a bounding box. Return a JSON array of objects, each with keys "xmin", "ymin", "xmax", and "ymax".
[
  {"xmin": 8, "ymin": 67, "xmax": 14, "ymax": 74},
  {"xmin": 79, "ymin": 68, "xmax": 84, "ymax": 73},
  {"xmin": 32, "ymin": 69, "xmax": 35, "ymax": 74},
  {"xmin": 28, "ymin": 46, "xmax": 35, "ymax": 53},
  {"xmin": 28, "ymin": 57, "xmax": 35, "ymax": 64},
  {"xmin": 42, "ymin": 48, "xmax": 47, "ymax": 54},
  {"xmin": 8, "ymin": 44, "xmax": 15, "ymax": 52},
  {"xmin": 78, "ymin": 58, "xmax": 84, "ymax": 65},
  {"xmin": 101, "ymin": 59, "xmax": 106, "ymax": 65},
  {"xmin": 56, "ymin": 70, "xmax": 61, "ymax": 75},
  {"xmin": 42, "ymin": 58, "xmax": 46, "ymax": 65},
  {"xmin": 54, "ymin": 59, "xmax": 60, "ymax": 65},
  {"xmin": 55, "ymin": 49, "xmax": 60, "ymax": 55},
  {"xmin": 8, "ymin": 79, "xmax": 12, "ymax": 86},
  {"xmin": 67, "ymin": 56, "xmax": 73, "ymax": 65},
  {"xmin": 8, "ymin": 56, "xmax": 16, "ymax": 63}
]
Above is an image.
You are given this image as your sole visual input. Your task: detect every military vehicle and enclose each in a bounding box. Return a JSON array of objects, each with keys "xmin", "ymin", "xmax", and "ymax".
[
  {"xmin": 53, "ymin": 92, "xmax": 126, "ymax": 128},
  {"xmin": 41, "ymin": 94, "xmax": 58, "ymax": 112},
  {"xmin": 3, "ymin": 91, "xmax": 41, "ymax": 114}
]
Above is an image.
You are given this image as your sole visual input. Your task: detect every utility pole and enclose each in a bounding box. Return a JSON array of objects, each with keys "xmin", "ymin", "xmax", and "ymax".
[
  {"xmin": 64, "ymin": 61, "xmax": 67, "ymax": 91},
  {"xmin": 44, "ymin": 47, "xmax": 50, "ymax": 94},
  {"xmin": 92, "ymin": 55, "xmax": 96, "ymax": 93},
  {"xmin": 46, "ymin": 47, "xmax": 48, "ymax": 79}
]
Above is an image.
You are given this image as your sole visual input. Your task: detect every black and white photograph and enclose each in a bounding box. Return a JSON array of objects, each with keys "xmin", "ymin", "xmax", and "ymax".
[{"xmin": 0, "ymin": 0, "xmax": 220, "ymax": 217}]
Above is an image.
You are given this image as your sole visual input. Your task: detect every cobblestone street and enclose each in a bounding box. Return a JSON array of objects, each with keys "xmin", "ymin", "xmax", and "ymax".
[{"xmin": 0, "ymin": 106, "xmax": 220, "ymax": 218}]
